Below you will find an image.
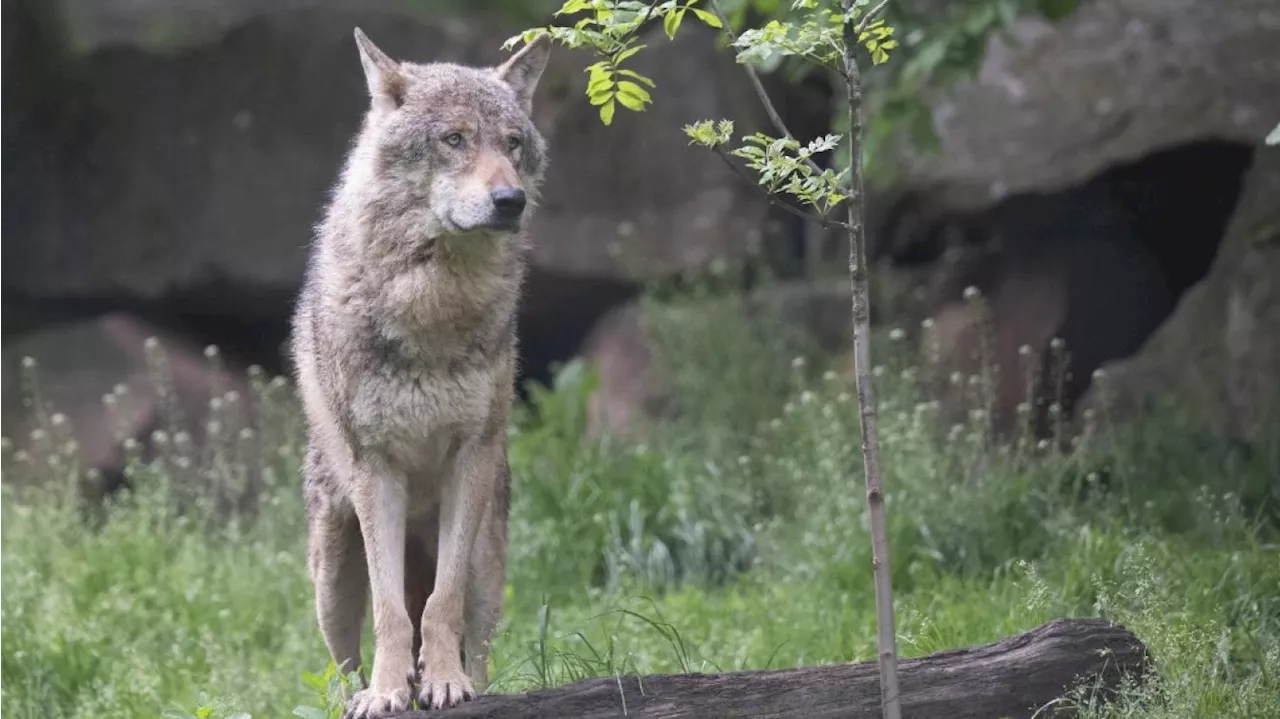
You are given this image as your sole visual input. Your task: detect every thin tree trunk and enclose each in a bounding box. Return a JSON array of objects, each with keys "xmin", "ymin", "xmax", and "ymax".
[{"xmin": 841, "ymin": 1, "xmax": 902, "ymax": 717}]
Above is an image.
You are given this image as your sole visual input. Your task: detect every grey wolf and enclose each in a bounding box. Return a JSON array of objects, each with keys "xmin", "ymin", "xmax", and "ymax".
[{"xmin": 288, "ymin": 26, "xmax": 550, "ymax": 717}]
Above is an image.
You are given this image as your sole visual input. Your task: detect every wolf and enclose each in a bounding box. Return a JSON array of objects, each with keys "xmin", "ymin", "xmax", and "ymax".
[{"xmin": 288, "ymin": 26, "xmax": 551, "ymax": 717}]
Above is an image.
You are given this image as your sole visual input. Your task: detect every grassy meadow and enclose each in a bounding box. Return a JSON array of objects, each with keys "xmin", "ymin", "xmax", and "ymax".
[{"xmin": 2, "ymin": 281, "xmax": 1278, "ymax": 719}]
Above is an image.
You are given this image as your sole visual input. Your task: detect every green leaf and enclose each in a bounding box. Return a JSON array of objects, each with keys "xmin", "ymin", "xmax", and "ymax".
[
  {"xmin": 617, "ymin": 68, "xmax": 656, "ymax": 87},
  {"xmin": 585, "ymin": 60, "xmax": 610, "ymax": 80},
  {"xmin": 292, "ymin": 708, "xmax": 327, "ymax": 719},
  {"xmin": 663, "ymin": 8, "xmax": 687, "ymax": 39},
  {"xmin": 587, "ymin": 74, "xmax": 615, "ymax": 95},
  {"xmin": 616, "ymin": 80, "xmax": 652, "ymax": 104},
  {"xmin": 689, "ymin": 7, "xmax": 723, "ymax": 28},
  {"xmin": 614, "ymin": 44, "xmax": 646, "ymax": 63},
  {"xmin": 684, "ymin": 120, "xmax": 712, "ymax": 145},
  {"xmin": 616, "ymin": 91, "xmax": 646, "ymax": 111},
  {"xmin": 556, "ymin": 0, "xmax": 595, "ymax": 16},
  {"xmin": 586, "ymin": 61, "xmax": 615, "ymax": 104},
  {"xmin": 300, "ymin": 671, "xmax": 326, "ymax": 691},
  {"xmin": 600, "ymin": 99, "xmax": 617, "ymax": 125}
]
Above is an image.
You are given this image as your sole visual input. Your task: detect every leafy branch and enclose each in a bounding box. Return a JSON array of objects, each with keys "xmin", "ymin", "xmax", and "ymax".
[
  {"xmin": 705, "ymin": 0, "xmax": 824, "ymax": 176},
  {"xmin": 504, "ymin": 0, "xmax": 725, "ymax": 124},
  {"xmin": 683, "ymin": 0, "xmax": 898, "ymax": 226},
  {"xmin": 509, "ymin": 0, "xmax": 905, "ymax": 715},
  {"xmin": 689, "ymin": 119, "xmax": 850, "ymax": 229}
]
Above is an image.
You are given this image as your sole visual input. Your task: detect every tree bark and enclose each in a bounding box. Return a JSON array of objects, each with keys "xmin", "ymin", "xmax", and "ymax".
[
  {"xmin": 841, "ymin": 2, "xmax": 901, "ymax": 716},
  {"xmin": 386, "ymin": 617, "xmax": 1150, "ymax": 719}
]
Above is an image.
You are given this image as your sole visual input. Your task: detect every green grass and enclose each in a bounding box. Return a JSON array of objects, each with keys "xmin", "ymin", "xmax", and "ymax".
[{"xmin": 3, "ymin": 282, "xmax": 1278, "ymax": 719}]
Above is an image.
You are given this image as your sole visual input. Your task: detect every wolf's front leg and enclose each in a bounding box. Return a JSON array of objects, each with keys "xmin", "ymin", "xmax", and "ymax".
[
  {"xmin": 347, "ymin": 464, "xmax": 415, "ymax": 719},
  {"xmin": 417, "ymin": 439, "xmax": 499, "ymax": 709}
]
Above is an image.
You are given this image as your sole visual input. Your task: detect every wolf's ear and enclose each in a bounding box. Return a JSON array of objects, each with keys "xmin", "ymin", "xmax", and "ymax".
[
  {"xmin": 354, "ymin": 27, "xmax": 406, "ymax": 110},
  {"xmin": 494, "ymin": 33, "xmax": 551, "ymax": 115}
]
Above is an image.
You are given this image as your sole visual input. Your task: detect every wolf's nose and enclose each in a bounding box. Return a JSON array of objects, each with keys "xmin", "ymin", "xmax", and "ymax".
[{"xmin": 491, "ymin": 187, "xmax": 527, "ymax": 220}]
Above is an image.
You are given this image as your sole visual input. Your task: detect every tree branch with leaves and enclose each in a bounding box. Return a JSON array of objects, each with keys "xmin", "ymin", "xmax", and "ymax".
[{"xmin": 506, "ymin": 1, "xmax": 904, "ymax": 715}]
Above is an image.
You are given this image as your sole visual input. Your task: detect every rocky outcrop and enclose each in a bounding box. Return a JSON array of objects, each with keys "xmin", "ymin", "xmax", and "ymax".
[
  {"xmin": 580, "ymin": 302, "xmax": 665, "ymax": 437},
  {"xmin": 527, "ymin": 23, "xmax": 783, "ymax": 281},
  {"xmin": 894, "ymin": 0, "xmax": 1280, "ymax": 197},
  {"xmin": 2, "ymin": 0, "xmax": 822, "ymax": 477},
  {"xmin": 1079, "ymin": 147, "xmax": 1280, "ymax": 441},
  {"xmin": 1, "ymin": 313, "xmax": 255, "ymax": 496},
  {"xmin": 3, "ymin": 3, "xmax": 788, "ymax": 307},
  {"xmin": 580, "ymin": 280, "xmax": 853, "ymax": 436},
  {"xmin": 868, "ymin": 0, "xmax": 1280, "ymax": 436}
]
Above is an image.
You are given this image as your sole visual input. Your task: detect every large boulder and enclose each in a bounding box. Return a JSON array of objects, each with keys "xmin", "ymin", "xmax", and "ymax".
[
  {"xmin": 867, "ymin": 0, "xmax": 1280, "ymax": 436},
  {"xmin": 1, "ymin": 313, "xmax": 256, "ymax": 496},
  {"xmin": 56, "ymin": 0, "xmax": 426, "ymax": 52},
  {"xmin": 579, "ymin": 279, "xmax": 853, "ymax": 436},
  {"xmin": 893, "ymin": 0, "xmax": 1280, "ymax": 196},
  {"xmin": 4, "ymin": 4, "xmax": 512, "ymax": 304},
  {"xmin": 526, "ymin": 23, "xmax": 781, "ymax": 281},
  {"xmin": 4, "ymin": 1, "xmax": 788, "ymax": 308},
  {"xmin": 1079, "ymin": 147, "xmax": 1280, "ymax": 441}
]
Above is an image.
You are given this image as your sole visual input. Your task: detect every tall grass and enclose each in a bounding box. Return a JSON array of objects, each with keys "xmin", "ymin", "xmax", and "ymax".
[{"xmin": 2, "ymin": 278, "xmax": 1277, "ymax": 718}]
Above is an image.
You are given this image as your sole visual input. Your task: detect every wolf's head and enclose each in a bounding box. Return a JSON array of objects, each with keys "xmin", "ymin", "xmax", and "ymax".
[{"xmin": 351, "ymin": 28, "xmax": 551, "ymax": 237}]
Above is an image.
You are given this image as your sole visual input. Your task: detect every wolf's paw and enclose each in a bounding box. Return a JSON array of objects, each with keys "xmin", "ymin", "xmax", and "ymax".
[
  {"xmin": 416, "ymin": 667, "xmax": 476, "ymax": 710},
  {"xmin": 344, "ymin": 683, "xmax": 412, "ymax": 719}
]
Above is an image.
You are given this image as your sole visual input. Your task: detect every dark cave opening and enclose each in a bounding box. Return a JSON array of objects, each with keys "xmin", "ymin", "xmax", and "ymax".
[{"xmin": 870, "ymin": 137, "xmax": 1256, "ymax": 433}]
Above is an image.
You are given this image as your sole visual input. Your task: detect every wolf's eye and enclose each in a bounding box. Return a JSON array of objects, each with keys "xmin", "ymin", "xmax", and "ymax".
[
  {"xmin": 443, "ymin": 132, "xmax": 464, "ymax": 147},
  {"xmin": 507, "ymin": 135, "xmax": 522, "ymax": 152}
]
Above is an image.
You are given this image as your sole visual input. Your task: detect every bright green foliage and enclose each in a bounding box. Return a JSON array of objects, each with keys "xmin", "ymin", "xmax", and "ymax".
[
  {"xmin": 291, "ymin": 663, "xmax": 362, "ymax": 719},
  {"xmin": 685, "ymin": 121, "xmax": 848, "ymax": 215},
  {"xmin": 683, "ymin": 118, "xmax": 736, "ymax": 148},
  {"xmin": 508, "ymin": 0, "xmax": 1082, "ymax": 181},
  {"xmin": 729, "ymin": 132, "xmax": 849, "ymax": 214},
  {"xmin": 733, "ymin": 2, "xmax": 898, "ymax": 70},
  {"xmin": 503, "ymin": 1, "xmax": 723, "ymax": 125},
  {"xmin": 512, "ymin": 0, "xmax": 902, "ymax": 221}
]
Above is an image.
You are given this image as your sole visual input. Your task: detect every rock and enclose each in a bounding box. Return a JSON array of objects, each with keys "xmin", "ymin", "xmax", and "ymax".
[
  {"xmin": 1, "ymin": 313, "xmax": 256, "ymax": 496},
  {"xmin": 527, "ymin": 22, "xmax": 780, "ymax": 281},
  {"xmin": 892, "ymin": 0, "xmax": 1280, "ymax": 196},
  {"xmin": 580, "ymin": 302, "xmax": 665, "ymax": 437},
  {"xmin": 850, "ymin": 1, "xmax": 1279, "ymax": 438},
  {"xmin": 579, "ymin": 279, "xmax": 853, "ymax": 436},
  {"xmin": 517, "ymin": 269, "xmax": 640, "ymax": 395},
  {"xmin": 4, "ymin": 4, "xmax": 791, "ymax": 305},
  {"xmin": 4, "ymin": 6, "xmax": 489, "ymax": 304},
  {"xmin": 876, "ymin": 128, "xmax": 1256, "ymax": 437},
  {"xmin": 4, "ymin": 1, "xmax": 814, "ymax": 408},
  {"xmin": 918, "ymin": 268, "xmax": 1068, "ymax": 438},
  {"xmin": 56, "ymin": 0, "xmax": 428, "ymax": 53},
  {"xmin": 1079, "ymin": 147, "xmax": 1280, "ymax": 442}
]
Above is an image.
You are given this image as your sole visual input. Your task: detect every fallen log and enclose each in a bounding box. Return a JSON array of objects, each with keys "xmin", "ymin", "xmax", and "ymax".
[{"xmin": 389, "ymin": 617, "xmax": 1150, "ymax": 718}]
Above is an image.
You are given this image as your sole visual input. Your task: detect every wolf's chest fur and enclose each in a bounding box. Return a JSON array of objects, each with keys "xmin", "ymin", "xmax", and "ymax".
[
  {"xmin": 345, "ymin": 333, "xmax": 497, "ymax": 472},
  {"xmin": 327, "ymin": 250, "xmax": 521, "ymax": 474}
]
